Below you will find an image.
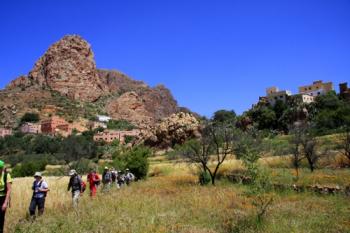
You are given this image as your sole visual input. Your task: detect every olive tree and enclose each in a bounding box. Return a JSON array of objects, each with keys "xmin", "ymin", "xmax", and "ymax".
[{"xmin": 180, "ymin": 122, "xmax": 237, "ymax": 185}]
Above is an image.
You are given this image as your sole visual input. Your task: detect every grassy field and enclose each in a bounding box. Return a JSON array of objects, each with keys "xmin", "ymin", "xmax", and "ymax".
[{"xmin": 5, "ymin": 156, "xmax": 350, "ymax": 233}]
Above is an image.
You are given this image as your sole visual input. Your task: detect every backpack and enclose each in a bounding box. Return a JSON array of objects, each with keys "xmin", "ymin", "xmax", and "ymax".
[
  {"xmin": 111, "ymin": 172, "xmax": 117, "ymax": 182},
  {"xmin": 33, "ymin": 180, "xmax": 49, "ymax": 198},
  {"xmin": 93, "ymin": 174, "xmax": 101, "ymax": 186},
  {"xmin": 103, "ymin": 172, "xmax": 111, "ymax": 183},
  {"xmin": 81, "ymin": 181, "xmax": 86, "ymax": 193}
]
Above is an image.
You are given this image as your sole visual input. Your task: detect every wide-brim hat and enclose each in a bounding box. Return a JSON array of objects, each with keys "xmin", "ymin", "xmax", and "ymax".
[
  {"xmin": 34, "ymin": 172, "xmax": 42, "ymax": 178},
  {"xmin": 69, "ymin": 169, "xmax": 76, "ymax": 176}
]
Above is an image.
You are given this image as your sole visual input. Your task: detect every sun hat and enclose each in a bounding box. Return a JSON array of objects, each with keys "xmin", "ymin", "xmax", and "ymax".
[
  {"xmin": 69, "ymin": 169, "xmax": 77, "ymax": 176},
  {"xmin": 34, "ymin": 172, "xmax": 42, "ymax": 178}
]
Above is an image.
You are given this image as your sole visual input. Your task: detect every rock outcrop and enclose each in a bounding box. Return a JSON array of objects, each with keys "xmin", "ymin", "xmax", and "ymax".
[
  {"xmin": 1, "ymin": 35, "xmax": 192, "ymax": 128},
  {"xmin": 105, "ymin": 91, "xmax": 153, "ymax": 125},
  {"xmin": 28, "ymin": 35, "xmax": 104, "ymax": 101},
  {"xmin": 140, "ymin": 112, "xmax": 201, "ymax": 148}
]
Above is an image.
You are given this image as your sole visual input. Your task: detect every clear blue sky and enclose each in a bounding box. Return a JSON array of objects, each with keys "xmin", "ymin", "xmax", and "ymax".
[{"xmin": 0, "ymin": 0, "xmax": 349, "ymax": 117}]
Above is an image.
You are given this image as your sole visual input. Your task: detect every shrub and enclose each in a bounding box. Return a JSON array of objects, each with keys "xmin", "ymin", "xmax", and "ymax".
[
  {"xmin": 113, "ymin": 146, "xmax": 151, "ymax": 179},
  {"xmin": 107, "ymin": 119, "xmax": 136, "ymax": 130},
  {"xmin": 12, "ymin": 160, "xmax": 47, "ymax": 177},
  {"xmin": 198, "ymin": 171, "xmax": 211, "ymax": 185},
  {"xmin": 70, "ymin": 159, "xmax": 96, "ymax": 175},
  {"xmin": 20, "ymin": 112, "xmax": 40, "ymax": 124}
]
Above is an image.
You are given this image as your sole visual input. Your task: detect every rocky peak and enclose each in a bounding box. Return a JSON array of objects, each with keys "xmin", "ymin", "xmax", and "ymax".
[{"xmin": 28, "ymin": 35, "xmax": 104, "ymax": 101}]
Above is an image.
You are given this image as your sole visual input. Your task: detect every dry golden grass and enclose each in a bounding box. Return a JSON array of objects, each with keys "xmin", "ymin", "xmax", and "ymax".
[{"xmin": 6, "ymin": 154, "xmax": 350, "ymax": 233}]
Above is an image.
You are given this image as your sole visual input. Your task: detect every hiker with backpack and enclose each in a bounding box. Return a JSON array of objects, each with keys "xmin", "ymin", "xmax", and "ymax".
[
  {"xmin": 0, "ymin": 160, "xmax": 11, "ymax": 233},
  {"xmin": 67, "ymin": 170, "xmax": 84, "ymax": 208},
  {"xmin": 125, "ymin": 168, "xmax": 135, "ymax": 185},
  {"xmin": 116, "ymin": 170, "xmax": 125, "ymax": 189},
  {"xmin": 102, "ymin": 167, "xmax": 112, "ymax": 192},
  {"xmin": 111, "ymin": 168, "xmax": 118, "ymax": 188},
  {"xmin": 29, "ymin": 172, "xmax": 49, "ymax": 218},
  {"xmin": 87, "ymin": 169, "xmax": 100, "ymax": 197}
]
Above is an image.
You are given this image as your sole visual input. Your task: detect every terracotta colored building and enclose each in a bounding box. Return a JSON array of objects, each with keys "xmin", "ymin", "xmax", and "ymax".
[
  {"xmin": 93, "ymin": 129, "xmax": 140, "ymax": 144},
  {"xmin": 20, "ymin": 122, "xmax": 41, "ymax": 134},
  {"xmin": 298, "ymin": 80, "xmax": 333, "ymax": 96},
  {"xmin": 41, "ymin": 116, "xmax": 71, "ymax": 136},
  {"xmin": 0, "ymin": 128, "xmax": 12, "ymax": 138}
]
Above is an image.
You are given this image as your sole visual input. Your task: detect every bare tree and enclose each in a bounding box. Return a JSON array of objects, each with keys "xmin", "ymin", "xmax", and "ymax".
[
  {"xmin": 301, "ymin": 136, "xmax": 318, "ymax": 172},
  {"xmin": 290, "ymin": 122, "xmax": 320, "ymax": 172},
  {"xmin": 180, "ymin": 122, "xmax": 236, "ymax": 185},
  {"xmin": 289, "ymin": 123, "xmax": 305, "ymax": 179}
]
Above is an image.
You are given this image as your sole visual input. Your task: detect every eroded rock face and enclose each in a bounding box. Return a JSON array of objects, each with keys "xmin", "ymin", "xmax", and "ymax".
[
  {"xmin": 140, "ymin": 112, "xmax": 201, "ymax": 148},
  {"xmin": 1, "ymin": 35, "xmax": 193, "ymax": 129},
  {"xmin": 6, "ymin": 75, "xmax": 33, "ymax": 90},
  {"xmin": 97, "ymin": 69, "xmax": 147, "ymax": 94},
  {"xmin": 28, "ymin": 35, "xmax": 104, "ymax": 101},
  {"xmin": 106, "ymin": 91, "xmax": 153, "ymax": 126}
]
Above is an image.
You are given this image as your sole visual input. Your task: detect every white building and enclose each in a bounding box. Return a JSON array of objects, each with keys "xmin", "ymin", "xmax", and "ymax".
[
  {"xmin": 266, "ymin": 87, "xmax": 292, "ymax": 106},
  {"xmin": 97, "ymin": 115, "xmax": 112, "ymax": 122}
]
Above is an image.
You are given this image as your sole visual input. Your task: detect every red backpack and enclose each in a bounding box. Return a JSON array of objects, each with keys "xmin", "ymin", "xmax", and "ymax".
[{"xmin": 81, "ymin": 181, "xmax": 86, "ymax": 193}]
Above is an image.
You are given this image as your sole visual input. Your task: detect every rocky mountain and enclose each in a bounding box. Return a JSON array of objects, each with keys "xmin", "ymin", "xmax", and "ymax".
[{"xmin": 0, "ymin": 35, "xmax": 186, "ymax": 128}]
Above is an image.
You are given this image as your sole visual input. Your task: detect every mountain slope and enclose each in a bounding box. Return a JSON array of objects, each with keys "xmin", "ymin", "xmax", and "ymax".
[{"xmin": 1, "ymin": 35, "xmax": 182, "ymax": 127}]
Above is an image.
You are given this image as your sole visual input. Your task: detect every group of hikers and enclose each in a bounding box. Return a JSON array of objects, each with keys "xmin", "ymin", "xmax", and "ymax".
[{"xmin": 0, "ymin": 161, "xmax": 135, "ymax": 233}]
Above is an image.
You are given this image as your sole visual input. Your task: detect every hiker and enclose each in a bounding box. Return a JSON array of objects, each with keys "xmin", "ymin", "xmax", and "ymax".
[
  {"xmin": 67, "ymin": 170, "xmax": 83, "ymax": 208},
  {"xmin": 111, "ymin": 168, "xmax": 118, "ymax": 188},
  {"xmin": 117, "ymin": 170, "xmax": 125, "ymax": 188},
  {"xmin": 125, "ymin": 168, "xmax": 135, "ymax": 185},
  {"xmin": 29, "ymin": 172, "xmax": 49, "ymax": 218},
  {"xmin": 87, "ymin": 169, "xmax": 100, "ymax": 197},
  {"xmin": 102, "ymin": 167, "xmax": 112, "ymax": 192},
  {"xmin": 0, "ymin": 160, "xmax": 11, "ymax": 233}
]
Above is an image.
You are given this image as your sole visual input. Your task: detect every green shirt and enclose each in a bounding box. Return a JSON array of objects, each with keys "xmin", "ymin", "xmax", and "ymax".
[{"xmin": 0, "ymin": 171, "xmax": 12, "ymax": 197}]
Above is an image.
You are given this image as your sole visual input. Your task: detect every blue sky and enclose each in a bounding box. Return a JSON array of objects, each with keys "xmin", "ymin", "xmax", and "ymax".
[{"xmin": 0, "ymin": 0, "xmax": 349, "ymax": 117}]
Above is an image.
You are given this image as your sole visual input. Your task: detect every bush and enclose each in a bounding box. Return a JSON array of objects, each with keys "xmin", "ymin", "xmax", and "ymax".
[
  {"xmin": 20, "ymin": 112, "xmax": 40, "ymax": 124},
  {"xmin": 107, "ymin": 120, "xmax": 136, "ymax": 130},
  {"xmin": 70, "ymin": 159, "xmax": 96, "ymax": 175},
  {"xmin": 198, "ymin": 171, "xmax": 211, "ymax": 185},
  {"xmin": 12, "ymin": 160, "xmax": 47, "ymax": 177},
  {"xmin": 113, "ymin": 146, "xmax": 151, "ymax": 179}
]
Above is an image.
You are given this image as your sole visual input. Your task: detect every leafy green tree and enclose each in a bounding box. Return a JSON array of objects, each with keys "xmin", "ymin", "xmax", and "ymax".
[
  {"xmin": 60, "ymin": 135, "xmax": 97, "ymax": 163},
  {"xmin": 212, "ymin": 109, "xmax": 236, "ymax": 125},
  {"xmin": 113, "ymin": 146, "xmax": 151, "ymax": 179},
  {"xmin": 29, "ymin": 135, "xmax": 61, "ymax": 154},
  {"xmin": 20, "ymin": 112, "xmax": 40, "ymax": 124}
]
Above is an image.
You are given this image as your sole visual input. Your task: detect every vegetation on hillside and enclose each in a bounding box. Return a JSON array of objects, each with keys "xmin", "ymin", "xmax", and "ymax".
[{"xmin": 240, "ymin": 91, "xmax": 350, "ymax": 135}]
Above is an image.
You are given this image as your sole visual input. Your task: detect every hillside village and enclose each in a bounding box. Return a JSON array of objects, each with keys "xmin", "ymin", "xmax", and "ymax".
[
  {"xmin": 0, "ymin": 79, "xmax": 349, "ymax": 145},
  {"xmin": 259, "ymin": 80, "xmax": 350, "ymax": 106}
]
